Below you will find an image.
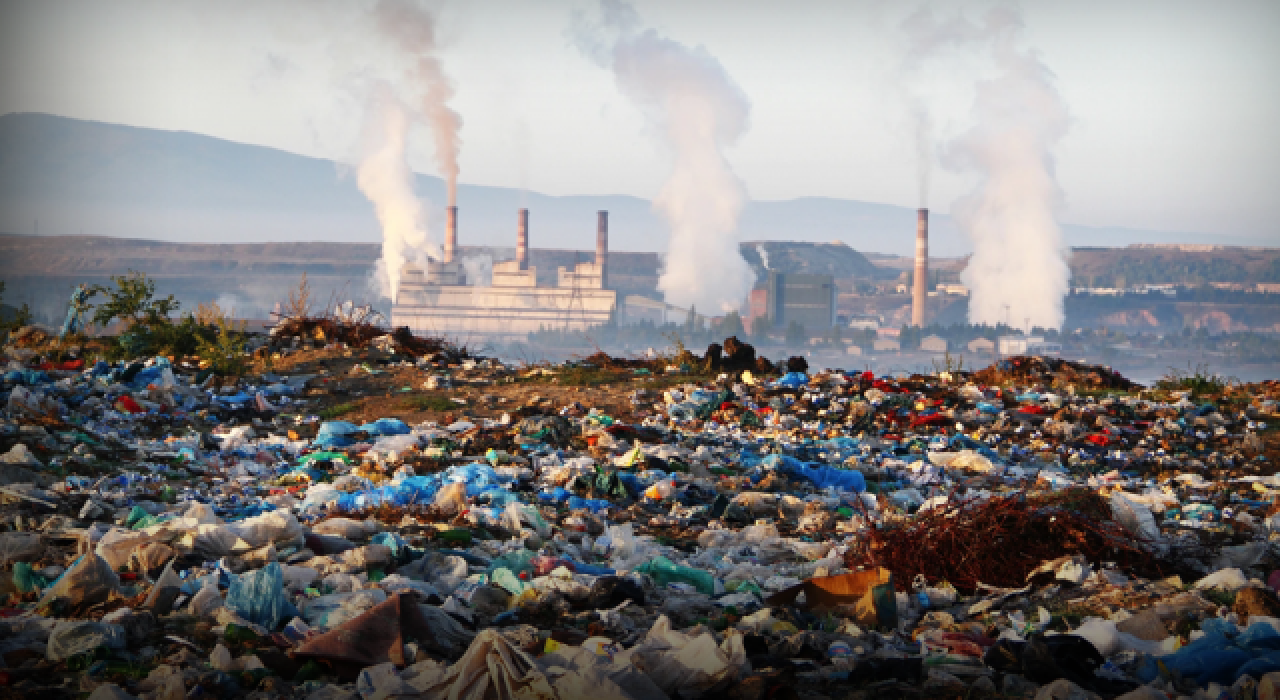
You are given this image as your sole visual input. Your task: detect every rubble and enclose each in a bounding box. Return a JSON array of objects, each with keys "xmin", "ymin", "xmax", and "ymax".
[{"xmin": 1, "ymin": 322, "xmax": 1280, "ymax": 700}]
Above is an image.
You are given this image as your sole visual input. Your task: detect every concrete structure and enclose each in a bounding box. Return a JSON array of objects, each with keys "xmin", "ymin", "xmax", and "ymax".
[
  {"xmin": 744, "ymin": 288, "xmax": 769, "ymax": 330},
  {"xmin": 920, "ymin": 334, "xmax": 948, "ymax": 353},
  {"xmin": 848, "ymin": 314, "xmax": 881, "ymax": 331},
  {"xmin": 912, "ymin": 208, "xmax": 928, "ymax": 327},
  {"xmin": 596, "ymin": 211, "xmax": 608, "ymax": 290},
  {"xmin": 873, "ymin": 337, "xmax": 901, "ymax": 352},
  {"xmin": 765, "ymin": 271, "xmax": 836, "ymax": 331},
  {"xmin": 967, "ymin": 337, "xmax": 996, "ymax": 354},
  {"xmin": 444, "ymin": 206, "xmax": 457, "ymax": 263},
  {"xmin": 998, "ymin": 335, "xmax": 1062, "ymax": 356},
  {"xmin": 392, "ymin": 209, "xmax": 617, "ymax": 342}
]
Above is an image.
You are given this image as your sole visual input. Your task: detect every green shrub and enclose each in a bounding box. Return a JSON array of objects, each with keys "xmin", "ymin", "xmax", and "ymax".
[
  {"xmin": 403, "ymin": 395, "xmax": 456, "ymax": 412},
  {"xmin": 320, "ymin": 402, "xmax": 359, "ymax": 420}
]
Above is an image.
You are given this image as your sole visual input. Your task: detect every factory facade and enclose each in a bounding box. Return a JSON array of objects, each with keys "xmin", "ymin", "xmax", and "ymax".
[
  {"xmin": 391, "ymin": 209, "xmax": 617, "ymax": 342},
  {"xmin": 743, "ymin": 271, "xmax": 837, "ymax": 332}
]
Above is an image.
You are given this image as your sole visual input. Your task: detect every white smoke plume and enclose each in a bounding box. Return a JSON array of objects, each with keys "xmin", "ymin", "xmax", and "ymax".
[
  {"xmin": 349, "ymin": 0, "xmax": 461, "ymax": 301},
  {"xmin": 374, "ymin": 0, "xmax": 463, "ymax": 207},
  {"xmin": 573, "ymin": 0, "xmax": 755, "ymax": 315},
  {"xmin": 904, "ymin": 7, "xmax": 1070, "ymax": 331},
  {"xmin": 358, "ymin": 86, "xmax": 439, "ymax": 303}
]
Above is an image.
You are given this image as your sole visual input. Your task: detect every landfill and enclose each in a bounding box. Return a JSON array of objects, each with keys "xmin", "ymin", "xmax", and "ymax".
[{"xmin": 3, "ymin": 323, "xmax": 1280, "ymax": 700}]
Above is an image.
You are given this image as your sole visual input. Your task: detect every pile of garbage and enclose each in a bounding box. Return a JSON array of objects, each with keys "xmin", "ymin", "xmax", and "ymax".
[{"xmin": 2, "ymin": 329, "xmax": 1280, "ymax": 700}]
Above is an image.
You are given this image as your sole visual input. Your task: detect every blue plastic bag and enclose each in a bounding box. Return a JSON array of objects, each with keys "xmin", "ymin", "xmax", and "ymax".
[
  {"xmin": 359, "ymin": 418, "xmax": 411, "ymax": 436},
  {"xmin": 225, "ymin": 562, "xmax": 290, "ymax": 630},
  {"xmin": 315, "ymin": 421, "xmax": 361, "ymax": 448},
  {"xmin": 763, "ymin": 454, "xmax": 866, "ymax": 492},
  {"xmin": 776, "ymin": 372, "xmax": 809, "ymax": 388}
]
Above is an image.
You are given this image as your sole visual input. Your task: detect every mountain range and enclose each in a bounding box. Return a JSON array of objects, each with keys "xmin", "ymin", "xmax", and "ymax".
[{"xmin": 0, "ymin": 112, "xmax": 1258, "ymax": 258}]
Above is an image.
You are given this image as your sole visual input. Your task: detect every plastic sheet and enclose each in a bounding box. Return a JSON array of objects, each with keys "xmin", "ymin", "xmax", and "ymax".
[
  {"xmin": 225, "ymin": 561, "xmax": 291, "ymax": 630},
  {"xmin": 39, "ymin": 553, "xmax": 119, "ymax": 610},
  {"xmin": 46, "ymin": 620, "xmax": 127, "ymax": 661},
  {"xmin": 635, "ymin": 556, "xmax": 715, "ymax": 594},
  {"xmin": 763, "ymin": 454, "xmax": 866, "ymax": 492},
  {"xmin": 0, "ymin": 531, "xmax": 45, "ymax": 565},
  {"xmin": 314, "ymin": 421, "xmax": 361, "ymax": 448}
]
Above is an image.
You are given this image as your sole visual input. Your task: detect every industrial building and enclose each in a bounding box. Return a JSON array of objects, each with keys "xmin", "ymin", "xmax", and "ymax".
[
  {"xmin": 391, "ymin": 209, "xmax": 617, "ymax": 342},
  {"xmin": 757, "ymin": 271, "xmax": 837, "ymax": 331},
  {"xmin": 998, "ymin": 335, "xmax": 1062, "ymax": 356}
]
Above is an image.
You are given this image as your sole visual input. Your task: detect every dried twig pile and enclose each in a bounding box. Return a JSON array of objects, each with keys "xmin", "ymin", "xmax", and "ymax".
[{"xmin": 845, "ymin": 488, "xmax": 1156, "ymax": 592}]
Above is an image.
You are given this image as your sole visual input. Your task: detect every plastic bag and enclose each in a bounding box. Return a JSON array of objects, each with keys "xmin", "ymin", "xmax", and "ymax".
[
  {"xmin": 225, "ymin": 561, "xmax": 290, "ymax": 630},
  {"xmin": 1195, "ymin": 568, "xmax": 1250, "ymax": 591},
  {"xmin": 144, "ymin": 561, "xmax": 184, "ymax": 615},
  {"xmin": 635, "ymin": 556, "xmax": 715, "ymax": 595},
  {"xmin": 13, "ymin": 562, "xmax": 47, "ymax": 593},
  {"xmin": 419, "ymin": 553, "xmax": 468, "ymax": 596},
  {"xmin": 625, "ymin": 614, "xmax": 738, "ymax": 696},
  {"xmin": 491, "ymin": 567, "xmax": 527, "ymax": 596},
  {"xmin": 225, "ymin": 510, "xmax": 305, "ymax": 550},
  {"xmin": 188, "ymin": 578, "xmax": 225, "ymax": 617},
  {"xmin": 486, "ymin": 549, "xmax": 535, "ymax": 578},
  {"xmin": 0, "ymin": 531, "xmax": 45, "ymax": 566},
  {"xmin": 314, "ymin": 421, "xmax": 360, "ymax": 448},
  {"xmin": 433, "ymin": 481, "xmax": 469, "ymax": 514},
  {"xmin": 184, "ymin": 502, "xmax": 219, "ymax": 524},
  {"xmin": 300, "ymin": 589, "xmax": 387, "ymax": 629},
  {"xmin": 46, "ymin": 620, "xmax": 127, "ymax": 661},
  {"xmin": 503, "ymin": 502, "xmax": 551, "ymax": 538},
  {"xmin": 1110, "ymin": 491, "xmax": 1163, "ymax": 549},
  {"xmin": 312, "ymin": 517, "xmax": 375, "ymax": 540},
  {"xmin": 39, "ymin": 553, "xmax": 119, "ymax": 610}
]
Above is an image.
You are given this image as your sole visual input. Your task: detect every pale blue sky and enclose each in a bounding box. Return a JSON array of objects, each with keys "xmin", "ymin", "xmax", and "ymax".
[{"xmin": 1, "ymin": 0, "xmax": 1277, "ymax": 242}]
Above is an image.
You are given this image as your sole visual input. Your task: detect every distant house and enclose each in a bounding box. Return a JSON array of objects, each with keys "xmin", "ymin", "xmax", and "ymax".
[
  {"xmin": 846, "ymin": 345, "xmax": 863, "ymax": 356},
  {"xmin": 873, "ymin": 338, "xmax": 901, "ymax": 352},
  {"xmin": 998, "ymin": 335, "xmax": 1062, "ymax": 356},
  {"xmin": 848, "ymin": 314, "xmax": 881, "ymax": 331},
  {"xmin": 968, "ymin": 337, "xmax": 995, "ymax": 354},
  {"xmin": 920, "ymin": 335, "xmax": 948, "ymax": 353}
]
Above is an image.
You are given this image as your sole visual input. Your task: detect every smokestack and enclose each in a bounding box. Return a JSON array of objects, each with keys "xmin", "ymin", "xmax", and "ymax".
[
  {"xmin": 912, "ymin": 208, "xmax": 929, "ymax": 327},
  {"xmin": 596, "ymin": 210, "xmax": 609, "ymax": 288},
  {"xmin": 444, "ymin": 205, "xmax": 457, "ymax": 263},
  {"xmin": 516, "ymin": 208, "xmax": 529, "ymax": 271}
]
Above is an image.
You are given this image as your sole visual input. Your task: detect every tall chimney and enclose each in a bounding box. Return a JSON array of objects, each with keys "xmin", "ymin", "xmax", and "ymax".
[
  {"xmin": 596, "ymin": 210, "xmax": 609, "ymax": 288},
  {"xmin": 912, "ymin": 208, "xmax": 929, "ymax": 327},
  {"xmin": 516, "ymin": 208, "xmax": 529, "ymax": 271},
  {"xmin": 444, "ymin": 206, "xmax": 457, "ymax": 263}
]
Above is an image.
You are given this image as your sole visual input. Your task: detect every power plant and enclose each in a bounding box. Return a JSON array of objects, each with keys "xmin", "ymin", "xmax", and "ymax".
[{"xmin": 390, "ymin": 208, "xmax": 617, "ymax": 342}]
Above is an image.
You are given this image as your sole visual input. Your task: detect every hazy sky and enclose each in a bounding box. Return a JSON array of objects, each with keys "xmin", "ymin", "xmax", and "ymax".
[{"xmin": 1, "ymin": 0, "xmax": 1277, "ymax": 242}]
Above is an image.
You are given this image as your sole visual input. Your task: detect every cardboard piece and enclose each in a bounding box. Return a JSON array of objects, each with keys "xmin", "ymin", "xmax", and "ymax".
[{"xmin": 765, "ymin": 568, "xmax": 898, "ymax": 628}]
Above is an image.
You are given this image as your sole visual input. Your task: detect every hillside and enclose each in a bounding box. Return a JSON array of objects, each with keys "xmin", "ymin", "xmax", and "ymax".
[
  {"xmin": 1, "ymin": 112, "xmax": 1256, "ymax": 258},
  {"xmin": 1070, "ymin": 245, "xmax": 1280, "ymax": 288}
]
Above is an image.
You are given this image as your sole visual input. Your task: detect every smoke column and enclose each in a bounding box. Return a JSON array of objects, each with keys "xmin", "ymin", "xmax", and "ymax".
[
  {"xmin": 573, "ymin": 0, "xmax": 755, "ymax": 314},
  {"xmin": 375, "ymin": 0, "xmax": 463, "ymax": 206},
  {"xmin": 904, "ymin": 8, "xmax": 1070, "ymax": 331},
  {"xmin": 358, "ymin": 87, "xmax": 438, "ymax": 302}
]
